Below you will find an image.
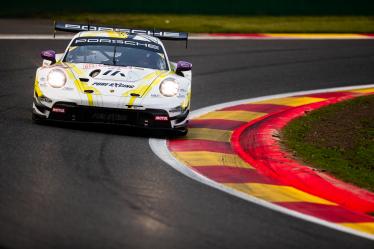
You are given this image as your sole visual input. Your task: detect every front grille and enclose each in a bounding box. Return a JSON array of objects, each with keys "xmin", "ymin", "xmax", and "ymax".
[{"xmin": 49, "ymin": 102, "xmax": 171, "ymax": 128}]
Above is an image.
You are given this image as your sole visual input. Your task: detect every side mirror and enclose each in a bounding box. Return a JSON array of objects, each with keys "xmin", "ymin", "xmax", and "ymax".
[
  {"xmin": 176, "ymin": 61, "xmax": 192, "ymax": 72},
  {"xmin": 41, "ymin": 50, "xmax": 56, "ymax": 64}
]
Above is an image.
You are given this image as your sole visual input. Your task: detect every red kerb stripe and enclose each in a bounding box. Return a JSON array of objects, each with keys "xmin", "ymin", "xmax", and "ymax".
[
  {"xmin": 222, "ymin": 104, "xmax": 289, "ymax": 113},
  {"xmin": 193, "ymin": 166, "xmax": 280, "ymax": 184},
  {"xmin": 301, "ymin": 92, "xmax": 354, "ymax": 99},
  {"xmin": 189, "ymin": 119, "xmax": 246, "ymax": 130},
  {"xmin": 277, "ymin": 202, "xmax": 374, "ymax": 223}
]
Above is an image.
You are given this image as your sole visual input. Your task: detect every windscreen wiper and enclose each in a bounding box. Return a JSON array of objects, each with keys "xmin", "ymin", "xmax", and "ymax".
[{"xmin": 113, "ymin": 45, "xmax": 117, "ymax": 65}]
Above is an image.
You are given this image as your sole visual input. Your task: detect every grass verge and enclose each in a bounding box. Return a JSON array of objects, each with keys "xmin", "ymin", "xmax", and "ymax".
[
  {"xmin": 281, "ymin": 95, "xmax": 374, "ymax": 192},
  {"xmin": 43, "ymin": 14, "xmax": 374, "ymax": 33}
]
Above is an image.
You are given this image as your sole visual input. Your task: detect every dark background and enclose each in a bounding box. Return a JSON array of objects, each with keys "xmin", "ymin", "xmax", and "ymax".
[{"xmin": 1, "ymin": 0, "xmax": 374, "ymax": 16}]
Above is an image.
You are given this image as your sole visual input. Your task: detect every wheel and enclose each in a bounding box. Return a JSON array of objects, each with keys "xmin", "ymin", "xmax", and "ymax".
[
  {"xmin": 178, "ymin": 129, "xmax": 188, "ymax": 136},
  {"xmin": 32, "ymin": 112, "xmax": 44, "ymax": 123},
  {"xmin": 171, "ymin": 128, "xmax": 188, "ymax": 137}
]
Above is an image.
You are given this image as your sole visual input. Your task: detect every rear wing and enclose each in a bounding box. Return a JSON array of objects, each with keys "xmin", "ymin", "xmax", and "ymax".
[{"xmin": 54, "ymin": 21, "xmax": 188, "ymax": 41}]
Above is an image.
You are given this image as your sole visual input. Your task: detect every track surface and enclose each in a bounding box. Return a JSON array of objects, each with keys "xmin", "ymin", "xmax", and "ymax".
[{"xmin": 1, "ymin": 23, "xmax": 374, "ymax": 248}]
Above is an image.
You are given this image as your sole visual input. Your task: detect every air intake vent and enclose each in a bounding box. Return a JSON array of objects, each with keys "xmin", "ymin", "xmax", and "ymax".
[
  {"xmin": 90, "ymin": 69, "xmax": 101, "ymax": 78},
  {"xmin": 79, "ymin": 78, "xmax": 89, "ymax": 82}
]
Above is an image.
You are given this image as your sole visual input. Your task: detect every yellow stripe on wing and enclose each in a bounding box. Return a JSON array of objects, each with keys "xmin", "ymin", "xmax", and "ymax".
[
  {"xmin": 122, "ymin": 71, "xmax": 163, "ymax": 97},
  {"xmin": 123, "ymin": 70, "xmax": 171, "ymax": 106},
  {"xmin": 67, "ymin": 63, "xmax": 101, "ymax": 106},
  {"xmin": 142, "ymin": 71, "xmax": 174, "ymax": 97},
  {"xmin": 34, "ymin": 79, "xmax": 42, "ymax": 97},
  {"xmin": 122, "ymin": 71, "xmax": 164, "ymax": 107},
  {"xmin": 181, "ymin": 90, "xmax": 191, "ymax": 110}
]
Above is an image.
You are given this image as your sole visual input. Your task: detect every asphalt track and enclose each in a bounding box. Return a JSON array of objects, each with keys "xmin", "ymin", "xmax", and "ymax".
[{"xmin": 1, "ymin": 22, "xmax": 374, "ymax": 249}]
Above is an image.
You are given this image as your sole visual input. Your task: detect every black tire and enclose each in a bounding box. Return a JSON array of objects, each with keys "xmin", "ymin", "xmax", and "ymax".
[
  {"xmin": 172, "ymin": 128, "xmax": 188, "ymax": 137},
  {"xmin": 32, "ymin": 112, "xmax": 44, "ymax": 124},
  {"xmin": 179, "ymin": 129, "xmax": 188, "ymax": 136}
]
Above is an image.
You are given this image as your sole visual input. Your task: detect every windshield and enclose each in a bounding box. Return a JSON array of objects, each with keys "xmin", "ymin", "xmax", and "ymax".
[{"xmin": 63, "ymin": 37, "xmax": 168, "ymax": 70}]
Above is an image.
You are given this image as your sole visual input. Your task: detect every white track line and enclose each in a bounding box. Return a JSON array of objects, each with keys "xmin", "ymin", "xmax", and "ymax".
[
  {"xmin": 0, "ymin": 34, "xmax": 73, "ymax": 40},
  {"xmin": 149, "ymin": 84, "xmax": 374, "ymax": 241},
  {"xmin": 0, "ymin": 34, "xmax": 373, "ymax": 40}
]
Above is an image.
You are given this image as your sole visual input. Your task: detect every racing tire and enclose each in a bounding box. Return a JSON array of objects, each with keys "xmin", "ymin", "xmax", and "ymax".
[
  {"xmin": 32, "ymin": 112, "xmax": 44, "ymax": 124},
  {"xmin": 171, "ymin": 128, "xmax": 188, "ymax": 137}
]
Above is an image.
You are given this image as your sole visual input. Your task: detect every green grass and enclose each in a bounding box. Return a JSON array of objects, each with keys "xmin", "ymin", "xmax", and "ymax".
[
  {"xmin": 282, "ymin": 95, "xmax": 374, "ymax": 191},
  {"xmin": 45, "ymin": 14, "xmax": 374, "ymax": 33}
]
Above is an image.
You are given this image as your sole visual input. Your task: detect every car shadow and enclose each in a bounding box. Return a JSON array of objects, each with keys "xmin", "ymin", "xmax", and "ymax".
[{"xmin": 34, "ymin": 120, "xmax": 180, "ymax": 139}]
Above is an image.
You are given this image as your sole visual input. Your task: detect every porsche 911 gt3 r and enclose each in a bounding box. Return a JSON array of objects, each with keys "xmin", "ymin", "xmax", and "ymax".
[{"xmin": 33, "ymin": 22, "xmax": 192, "ymax": 135}]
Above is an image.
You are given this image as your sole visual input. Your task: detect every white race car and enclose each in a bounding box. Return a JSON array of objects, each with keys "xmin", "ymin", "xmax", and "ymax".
[{"xmin": 33, "ymin": 22, "xmax": 192, "ymax": 135}]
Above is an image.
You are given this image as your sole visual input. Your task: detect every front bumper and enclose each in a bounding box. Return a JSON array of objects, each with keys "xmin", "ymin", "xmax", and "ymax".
[{"xmin": 33, "ymin": 100, "xmax": 189, "ymax": 131}]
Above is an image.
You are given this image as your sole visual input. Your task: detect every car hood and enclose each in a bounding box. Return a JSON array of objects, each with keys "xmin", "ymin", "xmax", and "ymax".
[{"xmin": 64, "ymin": 63, "xmax": 167, "ymax": 97}]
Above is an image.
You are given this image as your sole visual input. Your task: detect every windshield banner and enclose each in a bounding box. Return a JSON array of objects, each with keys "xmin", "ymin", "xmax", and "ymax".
[{"xmin": 71, "ymin": 37, "xmax": 162, "ymax": 52}]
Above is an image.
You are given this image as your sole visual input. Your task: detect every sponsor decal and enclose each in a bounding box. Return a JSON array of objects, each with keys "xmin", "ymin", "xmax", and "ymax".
[
  {"xmin": 52, "ymin": 107, "xmax": 65, "ymax": 113},
  {"xmin": 102, "ymin": 70, "xmax": 126, "ymax": 77},
  {"xmin": 62, "ymin": 24, "xmax": 183, "ymax": 38},
  {"xmin": 92, "ymin": 82, "xmax": 135, "ymax": 88},
  {"xmin": 155, "ymin": 116, "xmax": 169, "ymax": 121},
  {"xmin": 63, "ymin": 86, "xmax": 74, "ymax": 91},
  {"xmin": 83, "ymin": 64, "xmax": 107, "ymax": 69},
  {"xmin": 125, "ymin": 105, "xmax": 146, "ymax": 110}
]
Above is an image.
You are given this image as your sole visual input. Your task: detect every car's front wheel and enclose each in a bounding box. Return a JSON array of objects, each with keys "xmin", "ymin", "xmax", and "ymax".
[
  {"xmin": 171, "ymin": 128, "xmax": 188, "ymax": 137},
  {"xmin": 32, "ymin": 112, "xmax": 44, "ymax": 123}
]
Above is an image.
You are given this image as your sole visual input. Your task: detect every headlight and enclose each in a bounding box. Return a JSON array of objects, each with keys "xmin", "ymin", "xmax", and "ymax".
[
  {"xmin": 47, "ymin": 69, "xmax": 67, "ymax": 88},
  {"xmin": 159, "ymin": 78, "xmax": 179, "ymax": 97}
]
